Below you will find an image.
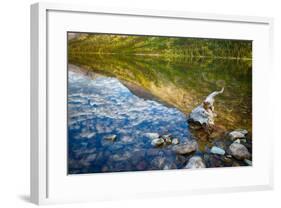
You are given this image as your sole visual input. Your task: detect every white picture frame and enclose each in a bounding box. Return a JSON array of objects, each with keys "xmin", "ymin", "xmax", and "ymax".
[{"xmin": 30, "ymin": 2, "xmax": 274, "ymax": 205}]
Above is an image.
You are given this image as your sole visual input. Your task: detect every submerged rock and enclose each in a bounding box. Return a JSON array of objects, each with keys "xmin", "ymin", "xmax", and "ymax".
[
  {"xmin": 203, "ymin": 153, "xmax": 230, "ymax": 167},
  {"xmin": 172, "ymin": 138, "xmax": 180, "ymax": 145},
  {"xmin": 210, "ymin": 146, "xmax": 225, "ymax": 155},
  {"xmin": 162, "ymin": 134, "xmax": 172, "ymax": 140},
  {"xmin": 244, "ymin": 159, "xmax": 252, "ymax": 166},
  {"xmin": 151, "ymin": 138, "xmax": 165, "ymax": 147},
  {"xmin": 229, "ymin": 142, "xmax": 250, "ymax": 160},
  {"xmin": 104, "ymin": 134, "xmax": 117, "ymax": 141},
  {"xmin": 228, "ymin": 129, "xmax": 248, "ymax": 140},
  {"xmin": 145, "ymin": 133, "xmax": 160, "ymax": 140},
  {"xmin": 162, "ymin": 134, "xmax": 172, "ymax": 145},
  {"xmin": 175, "ymin": 154, "xmax": 188, "ymax": 166},
  {"xmin": 185, "ymin": 156, "xmax": 206, "ymax": 169},
  {"xmin": 163, "ymin": 162, "xmax": 177, "ymax": 170},
  {"xmin": 166, "ymin": 138, "xmax": 172, "ymax": 144},
  {"xmin": 149, "ymin": 133, "xmax": 179, "ymax": 147},
  {"xmin": 151, "ymin": 156, "xmax": 166, "ymax": 169},
  {"xmin": 173, "ymin": 140, "xmax": 197, "ymax": 155}
]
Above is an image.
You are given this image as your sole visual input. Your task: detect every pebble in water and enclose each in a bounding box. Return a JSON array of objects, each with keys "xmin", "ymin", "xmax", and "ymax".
[
  {"xmin": 104, "ymin": 134, "xmax": 117, "ymax": 141},
  {"xmin": 172, "ymin": 138, "xmax": 180, "ymax": 145},
  {"xmin": 151, "ymin": 138, "xmax": 165, "ymax": 147},
  {"xmin": 173, "ymin": 140, "xmax": 198, "ymax": 155},
  {"xmin": 210, "ymin": 146, "xmax": 225, "ymax": 155}
]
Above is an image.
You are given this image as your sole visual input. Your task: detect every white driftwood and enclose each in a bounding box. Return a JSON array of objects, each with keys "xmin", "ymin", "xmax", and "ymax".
[{"xmin": 188, "ymin": 88, "xmax": 224, "ymax": 128}]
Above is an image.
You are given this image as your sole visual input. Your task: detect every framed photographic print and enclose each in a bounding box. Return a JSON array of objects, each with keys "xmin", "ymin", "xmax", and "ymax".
[{"xmin": 30, "ymin": 2, "xmax": 274, "ymax": 205}]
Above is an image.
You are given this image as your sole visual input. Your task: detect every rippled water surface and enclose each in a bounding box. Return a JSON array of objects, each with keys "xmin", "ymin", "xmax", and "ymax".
[{"xmin": 68, "ymin": 70, "xmax": 192, "ymax": 174}]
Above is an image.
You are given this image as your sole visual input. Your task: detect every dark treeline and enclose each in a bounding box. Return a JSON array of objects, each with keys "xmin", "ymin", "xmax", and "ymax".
[{"xmin": 68, "ymin": 33, "xmax": 252, "ymax": 59}]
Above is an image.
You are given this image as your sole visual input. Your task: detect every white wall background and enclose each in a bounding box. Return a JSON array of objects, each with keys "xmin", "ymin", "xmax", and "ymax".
[{"xmin": 0, "ymin": 0, "xmax": 280, "ymax": 207}]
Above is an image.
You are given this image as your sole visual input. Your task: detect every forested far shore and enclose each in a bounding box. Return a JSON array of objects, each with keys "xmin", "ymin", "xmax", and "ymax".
[{"xmin": 68, "ymin": 33, "xmax": 252, "ymax": 59}]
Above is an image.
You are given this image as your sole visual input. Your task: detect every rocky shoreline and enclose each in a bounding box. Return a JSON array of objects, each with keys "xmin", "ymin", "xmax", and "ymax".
[
  {"xmin": 147, "ymin": 88, "xmax": 252, "ymax": 169},
  {"xmin": 129, "ymin": 81, "xmax": 252, "ymax": 170},
  {"xmin": 88, "ymin": 129, "xmax": 252, "ymax": 172}
]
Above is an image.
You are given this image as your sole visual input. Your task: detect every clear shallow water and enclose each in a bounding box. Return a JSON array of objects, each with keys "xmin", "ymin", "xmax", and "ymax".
[
  {"xmin": 68, "ymin": 52, "xmax": 253, "ymax": 173},
  {"xmin": 68, "ymin": 70, "xmax": 192, "ymax": 174}
]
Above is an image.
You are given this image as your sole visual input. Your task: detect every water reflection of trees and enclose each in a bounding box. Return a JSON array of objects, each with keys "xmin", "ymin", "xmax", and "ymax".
[{"xmin": 68, "ymin": 53, "xmax": 252, "ymax": 132}]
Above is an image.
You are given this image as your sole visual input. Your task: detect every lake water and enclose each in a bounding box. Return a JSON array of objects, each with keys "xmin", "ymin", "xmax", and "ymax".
[{"xmin": 68, "ymin": 54, "xmax": 252, "ymax": 174}]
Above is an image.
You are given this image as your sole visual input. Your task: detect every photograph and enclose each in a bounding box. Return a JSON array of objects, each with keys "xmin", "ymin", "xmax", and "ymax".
[{"xmin": 67, "ymin": 32, "xmax": 252, "ymax": 174}]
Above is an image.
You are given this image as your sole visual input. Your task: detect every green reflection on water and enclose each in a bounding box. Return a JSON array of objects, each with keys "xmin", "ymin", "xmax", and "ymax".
[{"xmin": 68, "ymin": 53, "xmax": 252, "ymax": 134}]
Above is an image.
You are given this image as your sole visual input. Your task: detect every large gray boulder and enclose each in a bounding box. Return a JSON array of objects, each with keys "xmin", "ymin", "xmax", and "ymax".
[
  {"xmin": 228, "ymin": 129, "xmax": 248, "ymax": 140},
  {"xmin": 228, "ymin": 142, "xmax": 251, "ymax": 160},
  {"xmin": 173, "ymin": 140, "xmax": 198, "ymax": 155},
  {"xmin": 185, "ymin": 156, "xmax": 206, "ymax": 169},
  {"xmin": 188, "ymin": 105, "xmax": 215, "ymax": 127}
]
